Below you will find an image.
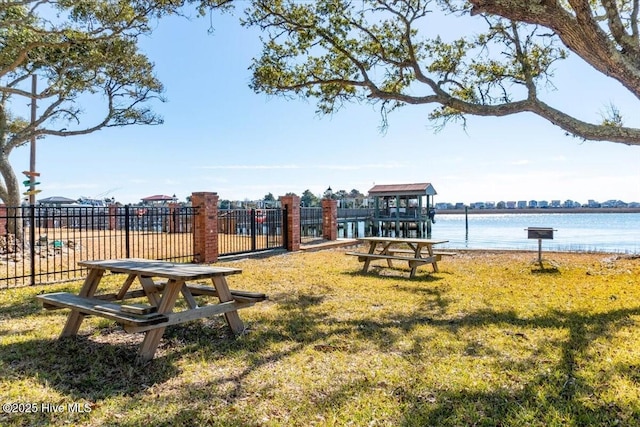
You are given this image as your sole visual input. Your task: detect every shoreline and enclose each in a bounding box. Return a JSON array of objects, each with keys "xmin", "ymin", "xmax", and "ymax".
[{"xmin": 435, "ymin": 207, "xmax": 640, "ymax": 215}]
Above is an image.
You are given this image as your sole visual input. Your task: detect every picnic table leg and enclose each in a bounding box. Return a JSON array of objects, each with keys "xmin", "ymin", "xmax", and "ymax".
[
  {"xmin": 381, "ymin": 242, "xmax": 395, "ymax": 268},
  {"xmin": 362, "ymin": 242, "xmax": 378, "ymax": 273},
  {"xmin": 409, "ymin": 265, "xmax": 418, "ymax": 279},
  {"xmin": 425, "ymin": 244, "xmax": 440, "ymax": 272},
  {"xmin": 137, "ymin": 279, "xmax": 183, "ymax": 363},
  {"xmin": 115, "ymin": 274, "xmax": 137, "ymax": 300},
  {"xmin": 60, "ymin": 268, "xmax": 104, "ymax": 337},
  {"xmin": 139, "ymin": 275, "xmax": 162, "ymax": 307},
  {"xmin": 212, "ymin": 276, "xmax": 245, "ymax": 334},
  {"xmin": 407, "ymin": 243, "xmax": 420, "ymax": 277}
]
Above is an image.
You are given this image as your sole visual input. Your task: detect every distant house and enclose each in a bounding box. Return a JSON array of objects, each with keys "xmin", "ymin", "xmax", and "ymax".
[
  {"xmin": 435, "ymin": 202, "xmax": 453, "ymax": 210},
  {"xmin": 517, "ymin": 201, "xmax": 528, "ymax": 209}
]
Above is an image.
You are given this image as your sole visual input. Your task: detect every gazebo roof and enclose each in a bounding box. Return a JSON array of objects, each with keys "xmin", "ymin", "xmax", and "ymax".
[
  {"xmin": 368, "ymin": 183, "xmax": 437, "ymax": 198},
  {"xmin": 37, "ymin": 196, "xmax": 78, "ymax": 204}
]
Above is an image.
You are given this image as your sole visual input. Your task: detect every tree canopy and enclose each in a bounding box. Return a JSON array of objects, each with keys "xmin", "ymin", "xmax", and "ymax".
[
  {"xmin": 0, "ymin": 0, "xmax": 229, "ymax": 207},
  {"xmin": 243, "ymin": 0, "xmax": 640, "ymax": 146}
]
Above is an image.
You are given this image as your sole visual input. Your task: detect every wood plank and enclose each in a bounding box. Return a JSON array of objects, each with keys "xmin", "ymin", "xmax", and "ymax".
[
  {"xmin": 345, "ymin": 252, "xmax": 438, "ymax": 262},
  {"xmin": 124, "ymin": 300, "xmax": 255, "ymax": 333},
  {"xmin": 60, "ymin": 268, "xmax": 104, "ymax": 337},
  {"xmin": 433, "ymin": 251, "xmax": 457, "ymax": 256},
  {"xmin": 78, "ymin": 259, "xmax": 242, "ymax": 281},
  {"xmin": 137, "ymin": 279, "xmax": 183, "ymax": 362},
  {"xmin": 37, "ymin": 292, "xmax": 168, "ymax": 327},
  {"xmin": 139, "ymin": 275, "xmax": 161, "ymax": 306},
  {"xmin": 116, "ymin": 274, "xmax": 137, "ymax": 300},
  {"xmin": 357, "ymin": 237, "xmax": 449, "ymax": 245},
  {"xmin": 92, "ymin": 289, "xmax": 148, "ymax": 301},
  {"xmin": 121, "ymin": 303, "xmax": 157, "ymax": 315},
  {"xmin": 388, "ymin": 248, "xmax": 456, "ymax": 256},
  {"xmin": 154, "ymin": 281, "xmax": 268, "ymax": 303},
  {"xmin": 212, "ymin": 276, "xmax": 245, "ymax": 334}
]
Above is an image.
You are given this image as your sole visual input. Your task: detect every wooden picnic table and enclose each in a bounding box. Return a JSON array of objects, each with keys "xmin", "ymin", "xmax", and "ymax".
[
  {"xmin": 36, "ymin": 258, "xmax": 267, "ymax": 362},
  {"xmin": 346, "ymin": 237, "xmax": 450, "ymax": 278}
]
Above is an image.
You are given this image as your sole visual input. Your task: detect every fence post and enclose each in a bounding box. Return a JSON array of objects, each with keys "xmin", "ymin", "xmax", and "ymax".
[
  {"xmin": 279, "ymin": 195, "xmax": 300, "ymax": 252},
  {"xmin": 192, "ymin": 192, "xmax": 219, "ymax": 263},
  {"xmin": 168, "ymin": 203, "xmax": 179, "ymax": 233},
  {"xmin": 124, "ymin": 205, "xmax": 131, "ymax": 258},
  {"xmin": 250, "ymin": 209, "xmax": 257, "ymax": 251},
  {"xmin": 322, "ymin": 198, "xmax": 338, "ymax": 241},
  {"xmin": 108, "ymin": 204, "xmax": 117, "ymax": 230},
  {"xmin": 0, "ymin": 204, "xmax": 6, "ymax": 233}
]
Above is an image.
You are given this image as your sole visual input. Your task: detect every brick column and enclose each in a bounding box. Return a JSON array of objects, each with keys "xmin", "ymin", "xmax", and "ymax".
[
  {"xmin": 192, "ymin": 192, "xmax": 219, "ymax": 263},
  {"xmin": 322, "ymin": 198, "xmax": 338, "ymax": 241},
  {"xmin": 0, "ymin": 204, "xmax": 7, "ymax": 235},
  {"xmin": 108, "ymin": 204, "xmax": 117, "ymax": 230},
  {"xmin": 279, "ymin": 195, "xmax": 300, "ymax": 252}
]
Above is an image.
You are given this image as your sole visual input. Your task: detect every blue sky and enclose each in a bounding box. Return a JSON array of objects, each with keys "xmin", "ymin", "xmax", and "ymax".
[{"xmin": 10, "ymin": 9, "xmax": 640, "ymax": 205}]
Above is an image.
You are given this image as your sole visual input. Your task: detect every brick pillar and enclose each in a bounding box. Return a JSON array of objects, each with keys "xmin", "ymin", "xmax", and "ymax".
[
  {"xmin": 322, "ymin": 198, "xmax": 338, "ymax": 241},
  {"xmin": 192, "ymin": 192, "xmax": 219, "ymax": 263},
  {"xmin": 0, "ymin": 204, "xmax": 6, "ymax": 233},
  {"xmin": 108, "ymin": 204, "xmax": 117, "ymax": 230},
  {"xmin": 279, "ymin": 195, "xmax": 300, "ymax": 252}
]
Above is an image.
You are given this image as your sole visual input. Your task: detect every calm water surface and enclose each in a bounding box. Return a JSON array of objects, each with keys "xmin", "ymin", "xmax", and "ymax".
[{"xmin": 427, "ymin": 213, "xmax": 640, "ymax": 253}]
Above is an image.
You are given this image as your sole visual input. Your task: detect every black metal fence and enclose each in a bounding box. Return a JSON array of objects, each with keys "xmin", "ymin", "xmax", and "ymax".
[
  {"xmin": 300, "ymin": 207, "xmax": 323, "ymax": 240},
  {"xmin": 300, "ymin": 207, "xmax": 375, "ymax": 240},
  {"xmin": 1, "ymin": 205, "xmax": 195, "ymax": 288},
  {"xmin": 1, "ymin": 205, "xmax": 289, "ymax": 288},
  {"xmin": 337, "ymin": 208, "xmax": 374, "ymax": 238},
  {"xmin": 218, "ymin": 208, "xmax": 286, "ymax": 256}
]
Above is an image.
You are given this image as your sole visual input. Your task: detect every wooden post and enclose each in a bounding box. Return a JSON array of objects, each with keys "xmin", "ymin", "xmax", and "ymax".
[
  {"xmin": 395, "ymin": 195, "xmax": 400, "ymax": 236},
  {"xmin": 426, "ymin": 195, "xmax": 432, "ymax": 236},
  {"xmin": 465, "ymin": 206, "xmax": 469, "ymax": 240}
]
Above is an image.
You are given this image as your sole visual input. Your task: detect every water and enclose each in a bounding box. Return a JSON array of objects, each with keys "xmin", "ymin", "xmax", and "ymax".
[
  {"xmin": 429, "ymin": 213, "xmax": 640, "ymax": 253},
  {"xmin": 340, "ymin": 213, "xmax": 640, "ymax": 253}
]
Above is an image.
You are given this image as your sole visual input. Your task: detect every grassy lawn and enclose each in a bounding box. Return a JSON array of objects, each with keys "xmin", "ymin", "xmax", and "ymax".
[{"xmin": 1, "ymin": 248, "xmax": 639, "ymax": 426}]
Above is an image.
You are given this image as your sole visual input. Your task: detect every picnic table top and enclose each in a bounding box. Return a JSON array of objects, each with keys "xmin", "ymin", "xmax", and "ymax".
[
  {"xmin": 78, "ymin": 258, "xmax": 242, "ymax": 280},
  {"xmin": 356, "ymin": 237, "xmax": 449, "ymax": 245}
]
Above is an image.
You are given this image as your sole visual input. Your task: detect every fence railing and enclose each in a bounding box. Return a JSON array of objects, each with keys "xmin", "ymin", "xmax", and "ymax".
[
  {"xmin": 300, "ymin": 207, "xmax": 323, "ymax": 240},
  {"xmin": 300, "ymin": 207, "xmax": 375, "ymax": 240},
  {"xmin": 1, "ymin": 205, "xmax": 289, "ymax": 288},
  {"xmin": 1, "ymin": 205, "xmax": 195, "ymax": 288},
  {"xmin": 218, "ymin": 208, "xmax": 285, "ymax": 256}
]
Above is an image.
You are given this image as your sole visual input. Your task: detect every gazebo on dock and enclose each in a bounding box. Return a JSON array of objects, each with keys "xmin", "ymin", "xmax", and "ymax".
[{"xmin": 368, "ymin": 183, "xmax": 437, "ymax": 237}]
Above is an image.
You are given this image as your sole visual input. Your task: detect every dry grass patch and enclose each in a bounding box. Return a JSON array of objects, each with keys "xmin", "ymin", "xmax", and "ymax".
[{"xmin": 1, "ymin": 249, "xmax": 639, "ymax": 426}]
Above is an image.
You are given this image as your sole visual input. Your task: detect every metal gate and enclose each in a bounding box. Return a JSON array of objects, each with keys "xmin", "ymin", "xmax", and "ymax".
[{"xmin": 218, "ymin": 208, "xmax": 286, "ymax": 256}]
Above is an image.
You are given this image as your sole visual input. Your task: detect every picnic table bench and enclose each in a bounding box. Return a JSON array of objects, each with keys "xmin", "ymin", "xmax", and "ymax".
[
  {"xmin": 36, "ymin": 258, "xmax": 268, "ymax": 362},
  {"xmin": 346, "ymin": 237, "xmax": 449, "ymax": 278}
]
